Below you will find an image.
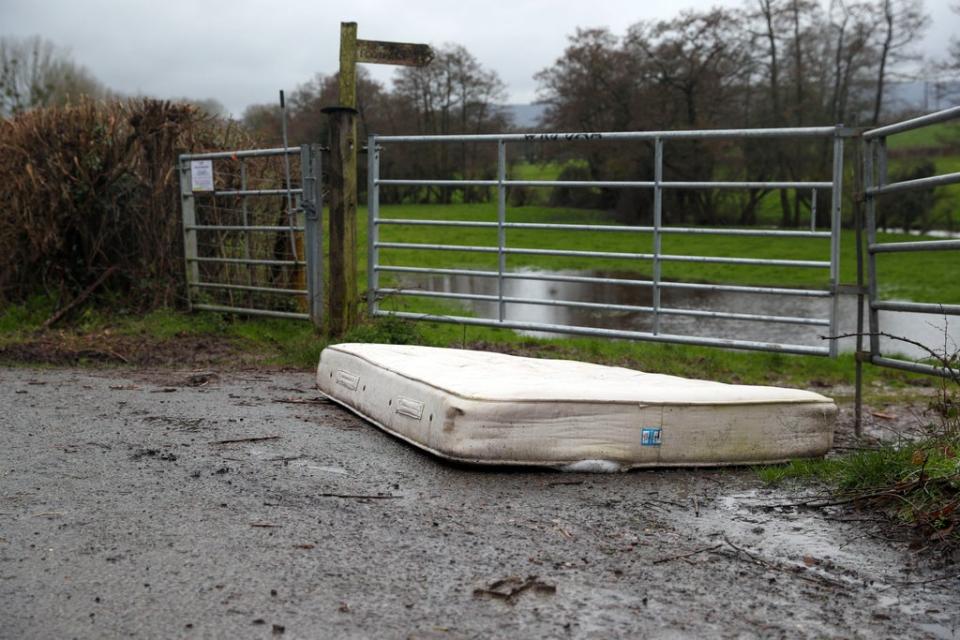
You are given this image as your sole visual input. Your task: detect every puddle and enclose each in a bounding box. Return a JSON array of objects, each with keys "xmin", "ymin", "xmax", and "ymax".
[
  {"xmin": 670, "ymin": 488, "xmax": 960, "ymax": 635},
  {"xmin": 395, "ymin": 269, "xmax": 958, "ymax": 359}
]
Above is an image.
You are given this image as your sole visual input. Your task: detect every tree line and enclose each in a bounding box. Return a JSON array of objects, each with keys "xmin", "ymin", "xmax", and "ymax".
[{"xmin": 3, "ymin": 1, "xmax": 957, "ymax": 225}]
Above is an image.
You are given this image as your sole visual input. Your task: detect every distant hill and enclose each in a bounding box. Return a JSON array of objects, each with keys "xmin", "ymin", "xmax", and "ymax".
[
  {"xmin": 504, "ymin": 103, "xmax": 546, "ymax": 129},
  {"xmin": 886, "ymin": 80, "xmax": 960, "ymax": 114}
]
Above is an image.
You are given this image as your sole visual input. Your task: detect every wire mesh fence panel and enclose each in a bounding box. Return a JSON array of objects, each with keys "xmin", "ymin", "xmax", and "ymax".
[{"xmin": 179, "ymin": 146, "xmax": 322, "ymax": 322}]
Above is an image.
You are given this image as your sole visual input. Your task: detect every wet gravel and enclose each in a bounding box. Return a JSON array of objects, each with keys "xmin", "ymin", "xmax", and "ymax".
[{"xmin": 1, "ymin": 367, "xmax": 958, "ymax": 639}]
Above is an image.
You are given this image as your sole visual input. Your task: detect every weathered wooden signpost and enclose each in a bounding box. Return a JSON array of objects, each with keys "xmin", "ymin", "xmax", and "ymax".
[{"xmin": 324, "ymin": 22, "xmax": 432, "ymax": 336}]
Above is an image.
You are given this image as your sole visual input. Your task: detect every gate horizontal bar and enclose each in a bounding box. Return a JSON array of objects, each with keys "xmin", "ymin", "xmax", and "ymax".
[
  {"xmin": 866, "ymin": 172, "xmax": 960, "ymax": 196},
  {"xmin": 663, "ymin": 226, "xmax": 830, "ymax": 238},
  {"xmin": 374, "ymin": 310, "xmax": 830, "ymax": 356},
  {"xmin": 869, "ymin": 239, "xmax": 960, "ymax": 253},
  {"xmin": 189, "ymin": 257, "xmax": 306, "ymax": 266},
  {"xmin": 376, "ymin": 218, "xmax": 831, "ymax": 238},
  {"xmin": 375, "ymin": 265, "xmax": 832, "ymax": 297},
  {"xmin": 863, "ymin": 106, "xmax": 960, "ymax": 139},
  {"xmin": 659, "ymin": 254, "xmax": 828, "ymax": 268},
  {"xmin": 871, "ymin": 300, "xmax": 960, "ymax": 316},
  {"xmin": 507, "ymin": 247, "xmax": 653, "ymax": 260},
  {"xmin": 186, "ymin": 225, "xmax": 306, "ymax": 232},
  {"xmin": 377, "ymin": 178, "xmax": 831, "ymax": 190},
  {"xmin": 191, "ymin": 282, "xmax": 307, "ymax": 296},
  {"xmin": 376, "ymin": 242, "xmax": 499, "ymax": 254},
  {"xmin": 378, "ymin": 287, "xmax": 828, "ymax": 326},
  {"xmin": 212, "ymin": 188, "xmax": 303, "ymax": 197},
  {"xmin": 373, "ymin": 126, "xmax": 839, "ymax": 144},
  {"xmin": 375, "ymin": 242, "xmax": 828, "ymax": 267},
  {"xmin": 871, "ymin": 355, "xmax": 959, "ymax": 379},
  {"xmin": 378, "ymin": 179, "xmax": 498, "ymax": 187},
  {"xmin": 662, "ymin": 181, "xmax": 832, "ymax": 190},
  {"xmin": 378, "ymin": 288, "xmax": 653, "ymax": 313},
  {"xmin": 193, "ymin": 303, "xmax": 309, "ymax": 320},
  {"xmin": 180, "ymin": 147, "xmax": 302, "ymax": 161},
  {"xmin": 504, "ymin": 179, "xmax": 655, "ymax": 189},
  {"xmin": 377, "ymin": 219, "xmax": 499, "ymax": 229}
]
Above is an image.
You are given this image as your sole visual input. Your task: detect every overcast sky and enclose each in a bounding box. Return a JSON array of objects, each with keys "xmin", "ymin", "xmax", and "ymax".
[{"xmin": 3, "ymin": 0, "xmax": 957, "ymax": 116}]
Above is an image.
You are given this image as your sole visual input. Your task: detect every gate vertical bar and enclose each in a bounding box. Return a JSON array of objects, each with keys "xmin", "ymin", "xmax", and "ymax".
[
  {"xmin": 368, "ymin": 136, "xmax": 380, "ymax": 317},
  {"xmin": 828, "ymin": 132, "xmax": 844, "ymax": 358},
  {"xmin": 853, "ymin": 136, "xmax": 865, "ymax": 436},
  {"xmin": 653, "ymin": 138, "xmax": 663, "ymax": 335},
  {"xmin": 810, "ymin": 188, "xmax": 817, "ymax": 231},
  {"xmin": 302, "ymin": 144, "xmax": 324, "ymax": 329},
  {"xmin": 179, "ymin": 158, "xmax": 199, "ymax": 310},
  {"xmin": 240, "ymin": 159, "xmax": 254, "ymax": 301},
  {"xmin": 497, "ymin": 139, "xmax": 507, "ymax": 323},
  {"xmin": 865, "ymin": 139, "xmax": 881, "ymax": 357}
]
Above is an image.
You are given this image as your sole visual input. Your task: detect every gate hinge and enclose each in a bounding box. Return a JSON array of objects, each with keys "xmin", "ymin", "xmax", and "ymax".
[{"xmin": 300, "ymin": 200, "xmax": 319, "ymax": 221}]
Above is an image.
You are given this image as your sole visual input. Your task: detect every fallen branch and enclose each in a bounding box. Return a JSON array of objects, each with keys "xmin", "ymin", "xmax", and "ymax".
[
  {"xmin": 40, "ymin": 265, "xmax": 118, "ymax": 331},
  {"xmin": 210, "ymin": 435, "xmax": 280, "ymax": 445}
]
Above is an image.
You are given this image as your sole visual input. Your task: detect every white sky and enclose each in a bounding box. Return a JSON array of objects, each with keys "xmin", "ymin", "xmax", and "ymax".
[{"xmin": 3, "ymin": 0, "xmax": 957, "ymax": 116}]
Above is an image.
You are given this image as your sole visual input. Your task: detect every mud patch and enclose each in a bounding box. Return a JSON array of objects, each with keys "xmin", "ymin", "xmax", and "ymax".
[{"xmin": 0, "ymin": 332, "xmax": 265, "ymax": 368}]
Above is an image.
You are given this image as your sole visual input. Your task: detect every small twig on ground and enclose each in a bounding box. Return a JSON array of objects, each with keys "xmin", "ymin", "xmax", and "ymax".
[
  {"xmin": 886, "ymin": 573, "xmax": 960, "ymax": 587},
  {"xmin": 721, "ymin": 535, "xmax": 850, "ymax": 590},
  {"xmin": 473, "ymin": 575, "xmax": 556, "ymax": 604},
  {"xmin": 272, "ymin": 397, "xmax": 332, "ymax": 405},
  {"xmin": 210, "ymin": 436, "xmax": 280, "ymax": 445},
  {"xmin": 653, "ymin": 544, "xmax": 722, "ymax": 565},
  {"xmin": 317, "ymin": 493, "xmax": 400, "ymax": 500}
]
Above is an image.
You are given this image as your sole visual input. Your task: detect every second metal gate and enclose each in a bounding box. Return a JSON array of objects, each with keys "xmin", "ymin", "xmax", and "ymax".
[{"xmin": 367, "ymin": 126, "xmax": 847, "ymax": 356}]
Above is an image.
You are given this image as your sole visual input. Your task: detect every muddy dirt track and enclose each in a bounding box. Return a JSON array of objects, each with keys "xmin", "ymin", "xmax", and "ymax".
[{"xmin": 1, "ymin": 367, "xmax": 958, "ymax": 639}]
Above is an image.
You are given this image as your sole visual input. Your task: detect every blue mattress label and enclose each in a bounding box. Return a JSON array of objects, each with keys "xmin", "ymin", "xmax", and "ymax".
[{"xmin": 641, "ymin": 427, "xmax": 662, "ymax": 447}]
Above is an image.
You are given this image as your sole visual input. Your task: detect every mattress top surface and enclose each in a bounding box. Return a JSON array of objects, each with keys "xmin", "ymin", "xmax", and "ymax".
[{"xmin": 325, "ymin": 343, "xmax": 832, "ymax": 405}]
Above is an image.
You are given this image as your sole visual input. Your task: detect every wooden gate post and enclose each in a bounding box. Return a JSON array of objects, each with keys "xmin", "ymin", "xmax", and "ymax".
[
  {"xmin": 323, "ymin": 106, "xmax": 359, "ymax": 337},
  {"xmin": 323, "ymin": 22, "xmax": 432, "ymax": 337}
]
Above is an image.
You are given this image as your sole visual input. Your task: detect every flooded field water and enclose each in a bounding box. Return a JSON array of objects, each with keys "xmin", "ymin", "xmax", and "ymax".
[{"xmin": 395, "ymin": 269, "xmax": 959, "ymax": 359}]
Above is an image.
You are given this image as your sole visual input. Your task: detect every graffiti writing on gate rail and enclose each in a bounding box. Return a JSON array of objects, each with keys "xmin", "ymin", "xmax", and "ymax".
[{"xmin": 523, "ymin": 133, "xmax": 604, "ymax": 142}]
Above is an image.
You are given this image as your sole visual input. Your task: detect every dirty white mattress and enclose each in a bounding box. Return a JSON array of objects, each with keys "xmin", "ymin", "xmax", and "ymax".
[{"xmin": 316, "ymin": 343, "xmax": 836, "ymax": 470}]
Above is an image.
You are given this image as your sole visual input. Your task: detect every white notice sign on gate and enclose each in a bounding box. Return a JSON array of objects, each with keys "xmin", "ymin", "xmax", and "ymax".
[{"xmin": 190, "ymin": 160, "xmax": 214, "ymax": 192}]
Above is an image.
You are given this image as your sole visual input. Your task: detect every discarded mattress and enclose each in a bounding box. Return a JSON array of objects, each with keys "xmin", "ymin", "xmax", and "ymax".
[{"xmin": 316, "ymin": 343, "xmax": 836, "ymax": 471}]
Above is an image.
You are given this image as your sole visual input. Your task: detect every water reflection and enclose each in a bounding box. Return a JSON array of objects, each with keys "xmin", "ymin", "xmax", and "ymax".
[{"xmin": 394, "ymin": 269, "xmax": 958, "ymax": 359}]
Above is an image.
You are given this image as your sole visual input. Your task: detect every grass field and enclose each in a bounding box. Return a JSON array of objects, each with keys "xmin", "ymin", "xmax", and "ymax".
[{"xmin": 368, "ymin": 203, "xmax": 959, "ymax": 303}]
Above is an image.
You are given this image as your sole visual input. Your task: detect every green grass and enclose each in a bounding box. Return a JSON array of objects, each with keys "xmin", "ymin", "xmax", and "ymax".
[
  {"xmin": 367, "ymin": 203, "xmax": 959, "ymax": 303},
  {"xmin": 756, "ymin": 433, "xmax": 960, "ymax": 539},
  {"xmin": 885, "ymin": 121, "xmax": 960, "ymax": 151},
  {"xmin": 511, "ymin": 159, "xmax": 586, "ymax": 181}
]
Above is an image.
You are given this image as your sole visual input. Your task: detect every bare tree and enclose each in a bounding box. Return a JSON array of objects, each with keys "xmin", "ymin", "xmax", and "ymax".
[
  {"xmin": 0, "ymin": 35, "xmax": 104, "ymax": 117},
  {"xmin": 393, "ymin": 44, "xmax": 508, "ymax": 202},
  {"xmin": 870, "ymin": 0, "xmax": 929, "ymax": 125}
]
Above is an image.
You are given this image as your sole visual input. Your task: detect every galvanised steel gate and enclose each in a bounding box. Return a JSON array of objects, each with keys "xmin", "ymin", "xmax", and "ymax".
[
  {"xmin": 366, "ymin": 127, "xmax": 847, "ymax": 356},
  {"xmin": 178, "ymin": 144, "xmax": 324, "ymax": 326},
  {"xmin": 861, "ymin": 106, "xmax": 960, "ymax": 380}
]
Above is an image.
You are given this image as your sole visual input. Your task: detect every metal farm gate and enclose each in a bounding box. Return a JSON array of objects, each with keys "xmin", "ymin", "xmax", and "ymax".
[
  {"xmin": 860, "ymin": 106, "xmax": 960, "ymax": 381},
  {"xmin": 178, "ymin": 144, "xmax": 324, "ymax": 326},
  {"xmin": 366, "ymin": 126, "xmax": 847, "ymax": 357}
]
